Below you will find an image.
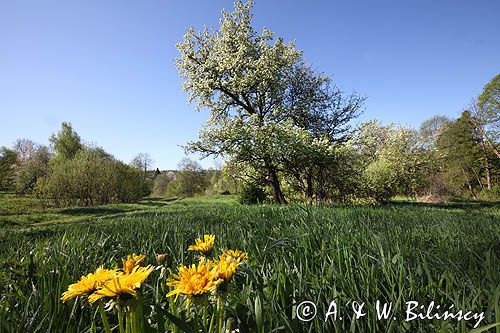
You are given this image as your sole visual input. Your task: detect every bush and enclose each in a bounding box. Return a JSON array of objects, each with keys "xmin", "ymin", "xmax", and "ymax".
[
  {"xmin": 362, "ymin": 159, "xmax": 398, "ymax": 204},
  {"xmin": 0, "ymin": 147, "xmax": 17, "ymax": 191},
  {"xmin": 239, "ymin": 182, "xmax": 267, "ymax": 204},
  {"xmin": 152, "ymin": 173, "xmax": 172, "ymax": 197},
  {"xmin": 14, "ymin": 146, "xmax": 50, "ymax": 195},
  {"xmin": 37, "ymin": 148, "xmax": 146, "ymax": 206},
  {"xmin": 477, "ymin": 185, "xmax": 500, "ymax": 202}
]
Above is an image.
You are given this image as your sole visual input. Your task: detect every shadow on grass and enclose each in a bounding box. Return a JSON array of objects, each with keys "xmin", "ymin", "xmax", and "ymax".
[
  {"xmin": 138, "ymin": 201, "xmax": 168, "ymax": 207},
  {"xmin": 59, "ymin": 198, "xmax": 175, "ymax": 215},
  {"xmin": 59, "ymin": 207, "xmax": 127, "ymax": 216},
  {"xmin": 390, "ymin": 200, "xmax": 500, "ymax": 210}
]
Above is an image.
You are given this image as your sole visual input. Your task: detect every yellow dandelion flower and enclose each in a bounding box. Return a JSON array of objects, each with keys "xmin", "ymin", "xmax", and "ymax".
[
  {"xmin": 88, "ymin": 265, "xmax": 154, "ymax": 304},
  {"xmin": 121, "ymin": 253, "xmax": 146, "ymax": 274},
  {"xmin": 166, "ymin": 260, "xmax": 221, "ymax": 302},
  {"xmin": 214, "ymin": 254, "xmax": 240, "ymax": 283},
  {"xmin": 188, "ymin": 235, "xmax": 215, "ymax": 255},
  {"xmin": 61, "ymin": 267, "xmax": 119, "ymax": 303},
  {"xmin": 223, "ymin": 249, "xmax": 248, "ymax": 262}
]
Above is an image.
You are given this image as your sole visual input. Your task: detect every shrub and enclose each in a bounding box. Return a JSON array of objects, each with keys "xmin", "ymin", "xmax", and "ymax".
[
  {"xmin": 477, "ymin": 185, "xmax": 500, "ymax": 202},
  {"xmin": 239, "ymin": 182, "xmax": 267, "ymax": 204},
  {"xmin": 37, "ymin": 148, "xmax": 146, "ymax": 206},
  {"xmin": 152, "ymin": 173, "xmax": 172, "ymax": 197}
]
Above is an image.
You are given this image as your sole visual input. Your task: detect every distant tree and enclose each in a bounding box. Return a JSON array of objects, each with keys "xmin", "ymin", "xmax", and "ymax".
[
  {"xmin": 472, "ymin": 74, "xmax": 500, "ymax": 158},
  {"xmin": 169, "ymin": 158, "xmax": 207, "ymax": 198},
  {"xmin": 419, "ymin": 115, "xmax": 450, "ymax": 150},
  {"xmin": 466, "ymin": 100, "xmax": 497, "ymax": 190},
  {"xmin": 0, "ymin": 147, "xmax": 17, "ymax": 190},
  {"xmin": 417, "ymin": 116, "xmax": 451, "ymax": 198},
  {"xmin": 49, "ymin": 122, "xmax": 83, "ymax": 160},
  {"xmin": 203, "ymin": 168, "xmax": 220, "ymax": 195},
  {"xmin": 13, "ymin": 139, "xmax": 38, "ymax": 164},
  {"xmin": 15, "ymin": 145, "xmax": 51, "ymax": 195},
  {"xmin": 130, "ymin": 153, "xmax": 153, "ymax": 178},
  {"xmin": 356, "ymin": 121, "xmax": 426, "ymax": 203},
  {"xmin": 221, "ymin": 161, "xmax": 243, "ymax": 193},
  {"xmin": 152, "ymin": 172, "xmax": 172, "ymax": 197},
  {"xmin": 437, "ymin": 111, "xmax": 484, "ymax": 199},
  {"xmin": 38, "ymin": 147, "xmax": 145, "ymax": 206}
]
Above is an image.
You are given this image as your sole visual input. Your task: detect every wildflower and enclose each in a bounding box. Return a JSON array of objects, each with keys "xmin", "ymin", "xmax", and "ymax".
[
  {"xmin": 121, "ymin": 253, "xmax": 146, "ymax": 274},
  {"xmin": 166, "ymin": 260, "xmax": 222, "ymax": 307},
  {"xmin": 214, "ymin": 254, "xmax": 240, "ymax": 283},
  {"xmin": 61, "ymin": 267, "xmax": 119, "ymax": 302},
  {"xmin": 222, "ymin": 249, "xmax": 248, "ymax": 263},
  {"xmin": 188, "ymin": 235, "xmax": 215, "ymax": 255},
  {"xmin": 88, "ymin": 265, "xmax": 154, "ymax": 304}
]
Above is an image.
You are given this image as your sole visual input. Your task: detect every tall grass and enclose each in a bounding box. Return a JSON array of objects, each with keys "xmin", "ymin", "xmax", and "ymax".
[{"xmin": 0, "ymin": 202, "xmax": 499, "ymax": 332}]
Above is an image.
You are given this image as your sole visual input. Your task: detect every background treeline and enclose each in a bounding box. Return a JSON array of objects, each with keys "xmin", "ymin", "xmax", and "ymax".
[
  {"xmin": 158, "ymin": 75, "xmax": 500, "ymax": 204},
  {"xmin": 1, "ymin": 81, "xmax": 499, "ymax": 207},
  {"xmin": 0, "ymin": 123, "xmax": 148, "ymax": 206},
  {"xmin": 150, "ymin": 158, "xmax": 240, "ymax": 199},
  {"xmin": 174, "ymin": 1, "xmax": 500, "ymax": 205},
  {"xmin": 154, "ymin": 73, "xmax": 500, "ymax": 205},
  {"xmin": 151, "ymin": 71, "xmax": 500, "ymax": 204}
]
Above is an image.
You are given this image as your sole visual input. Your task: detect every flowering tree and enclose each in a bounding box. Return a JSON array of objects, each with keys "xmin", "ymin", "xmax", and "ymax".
[
  {"xmin": 177, "ymin": 0, "xmax": 362, "ymax": 203},
  {"xmin": 356, "ymin": 121, "xmax": 427, "ymax": 203}
]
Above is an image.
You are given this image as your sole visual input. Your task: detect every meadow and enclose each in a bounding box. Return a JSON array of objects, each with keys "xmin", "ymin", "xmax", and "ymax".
[
  {"xmin": 0, "ymin": 192, "xmax": 177, "ymax": 229},
  {"xmin": 0, "ymin": 195, "xmax": 499, "ymax": 332}
]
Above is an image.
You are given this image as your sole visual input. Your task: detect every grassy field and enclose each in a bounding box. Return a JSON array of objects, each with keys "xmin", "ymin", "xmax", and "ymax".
[
  {"xmin": 0, "ymin": 192, "xmax": 176, "ymax": 228},
  {"xmin": 0, "ymin": 195, "xmax": 499, "ymax": 332}
]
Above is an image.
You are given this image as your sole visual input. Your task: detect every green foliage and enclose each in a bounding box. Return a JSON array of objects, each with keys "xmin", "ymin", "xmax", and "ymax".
[
  {"xmin": 2, "ymin": 123, "xmax": 149, "ymax": 207},
  {"xmin": 14, "ymin": 145, "xmax": 51, "ymax": 195},
  {"xmin": 202, "ymin": 162, "xmax": 242, "ymax": 196},
  {"xmin": 37, "ymin": 148, "xmax": 145, "ymax": 206},
  {"xmin": 437, "ymin": 111, "xmax": 485, "ymax": 198},
  {"xmin": 478, "ymin": 185, "xmax": 500, "ymax": 201},
  {"xmin": 239, "ymin": 182, "xmax": 267, "ymax": 204},
  {"xmin": 471, "ymin": 74, "xmax": 500, "ymax": 161},
  {"xmin": 356, "ymin": 121, "xmax": 426, "ymax": 203},
  {"xmin": 49, "ymin": 122, "xmax": 83, "ymax": 160},
  {"xmin": 0, "ymin": 147, "xmax": 17, "ymax": 190},
  {"xmin": 165, "ymin": 158, "xmax": 208, "ymax": 198},
  {"xmin": 203, "ymin": 169, "xmax": 238, "ymax": 195},
  {"xmin": 478, "ymin": 73, "xmax": 500, "ymax": 126},
  {"xmin": 152, "ymin": 172, "xmax": 173, "ymax": 196},
  {"xmin": 0, "ymin": 200, "xmax": 499, "ymax": 332}
]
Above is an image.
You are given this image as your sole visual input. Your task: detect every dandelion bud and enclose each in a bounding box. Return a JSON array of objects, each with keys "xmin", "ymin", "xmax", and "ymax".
[{"xmin": 156, "ymin": 253, "xmax": 169, "ymax": 266}]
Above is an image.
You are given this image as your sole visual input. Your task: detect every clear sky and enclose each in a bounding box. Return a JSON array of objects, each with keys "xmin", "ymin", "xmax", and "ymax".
[{"xmin": 1, "ymin": 0, "xmax": 499, "ymax": 169}]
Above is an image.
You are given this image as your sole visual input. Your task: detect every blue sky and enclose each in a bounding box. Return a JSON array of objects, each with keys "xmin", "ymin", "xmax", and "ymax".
[{"xmin": 1, "ymin": 0, "xmax": 499, "ymax": 169}]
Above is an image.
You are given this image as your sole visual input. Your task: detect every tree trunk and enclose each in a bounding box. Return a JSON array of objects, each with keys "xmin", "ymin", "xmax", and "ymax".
[
  {"xmin": 268, "ymin": 169, "xmax": 286, "ymax": 204},
  {"xmin": 471, "ymin": 117, "xmax": 500, "ymax": 159},
  {"xmin": 481, "ymin": 141, "xmax": 492, "ymax": 190},
  {"xmin": 304, "ymin": 172, "xmax": 313, "ymax": 205},
  {"xmin": 476, "ymin": 176, "xmax": 484, "ymax": 191},
  {"xmin": 462, "ymin": 167, "xmax": 477, "ymax": 200},
  {"xmin": 471, "ymin": 167, "xmax": 484, "ymax": 190},
  {"xmin": 232, "ymin": 176, "xmax": 239, "ymax": 193}
]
